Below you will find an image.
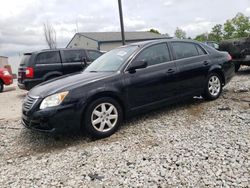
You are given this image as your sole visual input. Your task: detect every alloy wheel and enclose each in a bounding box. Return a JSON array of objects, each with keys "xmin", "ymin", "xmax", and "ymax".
[
  {"xmin": 208, "ymin": 76, "xmax": 221, "ymax": 96},
  {"xmin": 91, "ymin": 103, "xmax": 118, "ymax": 132}
]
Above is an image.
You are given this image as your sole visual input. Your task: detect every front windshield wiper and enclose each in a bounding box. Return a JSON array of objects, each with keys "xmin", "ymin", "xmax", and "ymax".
[{"xmin": 89, "ymin": 70, "xmax": 98, "ymax": 73}]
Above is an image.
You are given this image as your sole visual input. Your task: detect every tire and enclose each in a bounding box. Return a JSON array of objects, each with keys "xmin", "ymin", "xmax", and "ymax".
[
  {"xmin": 202, "ymin": 73, "xmax": 222, "ymax": 101},
  {"xmin": 234, "ymin": 63, "xmax": 241, "ymax": 72},
  {"xmin": 83, "ymin": 97, "xmax": 123, "ymax": 139},
  {"xmin": 0, "ymin": 81, "xmax": 4, "ymax": 93}
]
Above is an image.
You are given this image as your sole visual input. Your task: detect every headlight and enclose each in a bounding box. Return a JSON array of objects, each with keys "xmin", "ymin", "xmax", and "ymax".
[
  {"xmin": 40, "ymin": 91, "xmax": 69, "ymax": 110},
  {"xmin": 3, "ymin": 71, "xmax": 10, "ymax": 76}
]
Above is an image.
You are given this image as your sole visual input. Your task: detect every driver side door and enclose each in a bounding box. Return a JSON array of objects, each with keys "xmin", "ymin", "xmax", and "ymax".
[{"xmin": 123, "ymin": 43, "xmax": 179, "ymax": 110}]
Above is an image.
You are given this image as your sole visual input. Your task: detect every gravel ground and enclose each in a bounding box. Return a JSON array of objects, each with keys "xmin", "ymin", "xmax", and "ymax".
[{"xmin": 0, "ymin": 68, "xmax": 249, "ymax": 187}]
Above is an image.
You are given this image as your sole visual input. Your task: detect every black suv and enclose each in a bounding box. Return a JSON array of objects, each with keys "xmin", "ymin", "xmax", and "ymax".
[{"xmin": 18, "ymin": 48, "xmax": 103, "ymax": 90}]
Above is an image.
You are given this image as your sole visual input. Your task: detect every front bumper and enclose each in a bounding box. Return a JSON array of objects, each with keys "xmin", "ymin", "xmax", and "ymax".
[{"xmin": 22, "ymin": 103, "xmax": 82, "ymax": 133}]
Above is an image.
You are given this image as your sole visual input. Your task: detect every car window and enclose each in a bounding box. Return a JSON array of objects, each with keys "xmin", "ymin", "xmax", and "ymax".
[
  {"xmin": 20, "ymin": 54, "xmax": 31, "ymax": 66},
  {"xmin": 36, "ymin": 51, "xmax": 60, "ymax": 64},
  {"xmin": 63, "ymin": 50, "xmax": 84, "ymax": 63},
  {"xmin": 134, "ymin": 43, "xmax": 171, "ymax": 66},
  {"xmin": 172, "ymin": 42, "xmax": 199, "ymax": 59},
  {"xmin": 196, "ymin": 45, "xmax": 207, "ymax": 55},
  {"xmin": 87, "ymin": 50, "xmax": 102, "ymax": 61}
]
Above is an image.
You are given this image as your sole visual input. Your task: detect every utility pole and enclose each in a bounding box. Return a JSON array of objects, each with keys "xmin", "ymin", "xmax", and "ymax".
[{"xmin": 118, "ymin": 0, "xmax": 125, "ymax": 45}]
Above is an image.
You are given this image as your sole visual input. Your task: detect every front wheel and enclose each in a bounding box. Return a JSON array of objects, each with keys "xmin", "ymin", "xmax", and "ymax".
[
  {"xmin": 0, "ymin": 82, "xmax": 4, "ymax": 93},
  {"xmin": 202, "ymin": 73, "xmax": 222, "ymax": 100},
  {"xmin": 83, "ymin": 97, "xmax": 123, "ymax": 139}
]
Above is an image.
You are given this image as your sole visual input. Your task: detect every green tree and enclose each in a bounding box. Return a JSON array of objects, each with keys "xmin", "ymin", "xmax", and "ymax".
[
  {"xmin": 208, "ymin": 24, "xmax": 223, "ymax": 42},
  {"xmin": 174, "ymin": 27, "xmax": 186, "ymax": 39},
  {"xmin": 223, "ymin": 19, "xmax": 235, "ymax": 39},
  {"xmin": 149, "ymin": 28, "xmax": 161, "ymax": 35},
  {"xmin": 232, "ymin": 13, "xmax": 250, "ymax": 38},
  {"xmin": 194, "ymin": 33, "xmax": 208, "ymax": 42}
]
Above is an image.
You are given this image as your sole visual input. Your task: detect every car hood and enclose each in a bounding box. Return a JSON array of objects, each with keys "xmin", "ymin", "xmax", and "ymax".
[{"xmin": 29, "ymin": 72, "xmax": 115, "ymax": 98}]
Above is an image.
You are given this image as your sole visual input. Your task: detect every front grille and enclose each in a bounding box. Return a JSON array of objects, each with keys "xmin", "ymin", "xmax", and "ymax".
[{"xmin": 23, "ymin": 95, "xmax": 38, "ymax": 111}]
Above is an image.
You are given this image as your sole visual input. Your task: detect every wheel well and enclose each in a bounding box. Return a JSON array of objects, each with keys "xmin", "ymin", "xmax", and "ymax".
[
  {"xmin": 0, "ymin": 79, "xmax": 3, "ymax": 84},
  {"xmin": 45, "ymin": 74, "xmax": 61, "ymax": 81},
  {"xmin": 84, "ymin": 92, "xmax": 126, "ymax": 118},
  {"xmin": 210, "ymin": 69, "xmax": 225, "ymax": 86}
]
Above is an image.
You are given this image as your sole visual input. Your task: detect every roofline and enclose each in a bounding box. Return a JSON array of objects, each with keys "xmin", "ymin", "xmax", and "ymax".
[
  {"xmin": 98, "ymin": 37, "xmax": 171, "ymax": 44},
  {"xmin": 0, "ymin": 56, "xmax": 8, "ymax": 58}
]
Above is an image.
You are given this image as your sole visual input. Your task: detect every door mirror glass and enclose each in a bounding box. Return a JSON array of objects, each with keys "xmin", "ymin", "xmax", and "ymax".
[{"xmin": 127, "ymin": 60, "xmax": 147, "ymax": 72}]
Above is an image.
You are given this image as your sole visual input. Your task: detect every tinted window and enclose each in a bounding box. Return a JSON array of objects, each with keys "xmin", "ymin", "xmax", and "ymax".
[
  {"xmin": 64, "ymin": 50, "xmax": 84, "ymax": 63},
  {"xmin": 36, "ymin": 52, "xmax": 60, "ymax": 64},
  {"xmin": 20, "ymin": 54, "xmax": 31, "ymax": 65},
  {"xmin": 135, "ymin": 43, "xmax": 171, "ymax": 66},
  {"xmin": 172, "ymin": 42, "xmax": 199, "ymax": 59},
  {"xmin": 196, "ymin": 45, "xmax": 207, "ymax": 55},
  {"xmin": 87, "ymin": 50, "xmax": 102, "ymax": 61}
]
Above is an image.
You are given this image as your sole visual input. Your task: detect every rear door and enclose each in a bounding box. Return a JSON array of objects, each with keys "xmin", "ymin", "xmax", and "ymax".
[
  {"xmin": 61, "ymin": 49, "xmax": 86, "ymax": 74},
  {"xmin": 170, "ymin": 41, "xmax": 210, "ymax": 95},
  {"xmin": 34, "ymin": 51, "xmax": 62, "ymax": 80}
]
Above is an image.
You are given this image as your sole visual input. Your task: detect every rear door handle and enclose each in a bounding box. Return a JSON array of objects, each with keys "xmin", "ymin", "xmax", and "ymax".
[
  {"xmin": 166, "ymin": 68, "xmax": 175, "ymax": 74},
  {"xmin": 203, "ymin": 61, "xmax": 209, "ymax": 66}
]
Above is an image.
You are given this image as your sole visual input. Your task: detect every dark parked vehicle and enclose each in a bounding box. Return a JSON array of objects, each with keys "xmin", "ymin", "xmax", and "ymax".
[
  {"xmin": 22, "ymin": 39, "xmax": 235, "ymax": 138},
  {"xmin": 219, "ymin": 37, "xmax": 250, "ymax": 71},
  {"xmin": 18, "ymin": 48, "xmax": 103, "ymax": 90}
]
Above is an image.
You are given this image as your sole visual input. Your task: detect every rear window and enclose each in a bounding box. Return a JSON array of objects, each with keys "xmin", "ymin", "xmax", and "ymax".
[
  {"xmin": 20, "ymin": 54, "xmax": 31, "ymax": 65},
  {"xmin": 87, "ymin": 50, "xmax": 103, "ymax": 61},
  {"xmin": 36, "ymin": 51, "xmax": 60, "ymax": 64},
  {"xmin": 172, "ymin": 42, "xmax": 199, "ymax": 59}
]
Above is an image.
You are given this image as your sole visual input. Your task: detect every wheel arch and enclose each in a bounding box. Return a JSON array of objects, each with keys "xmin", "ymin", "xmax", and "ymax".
[
  {"xmin": 86, "ymin": 91, "xmax": 126, "ymax": 116},
  {"xmin": 43, "ymin": 71, "xmax": 63, "ymax": 81},
  {"xmin": 208, "ymin": 67, "xmax": 225, "ymax": 86}
]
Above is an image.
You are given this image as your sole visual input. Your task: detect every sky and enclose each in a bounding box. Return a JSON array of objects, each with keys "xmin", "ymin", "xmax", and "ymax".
[{"xmin": 1, "ymin": 0, "xmax": 250, "ymax": 69}]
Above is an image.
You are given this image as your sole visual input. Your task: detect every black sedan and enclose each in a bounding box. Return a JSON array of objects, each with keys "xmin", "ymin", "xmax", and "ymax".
[{"xmin": 22, "ymin": 39, "xmax": 235, "ymax": 138}]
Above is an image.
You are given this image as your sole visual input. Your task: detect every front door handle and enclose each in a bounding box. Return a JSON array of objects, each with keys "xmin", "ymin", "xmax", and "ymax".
[{"xmin": 166, "ymin": 69, "xmax": 175, "ymax": 74}]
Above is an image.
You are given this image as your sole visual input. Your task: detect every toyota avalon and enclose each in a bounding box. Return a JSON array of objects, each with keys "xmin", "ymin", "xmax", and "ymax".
[{"xmin": 22, "ymin": 39, "xmax": 235, "ymax": 138}]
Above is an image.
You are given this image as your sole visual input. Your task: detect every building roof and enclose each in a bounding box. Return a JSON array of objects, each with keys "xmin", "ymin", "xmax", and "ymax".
[
  {"xmin": 77, "ymin": 32, "xmax": 169, "ymax": 42},
  {"xmin": 0, "ymin": 56, "xmax": 8, "ymax": 58}
]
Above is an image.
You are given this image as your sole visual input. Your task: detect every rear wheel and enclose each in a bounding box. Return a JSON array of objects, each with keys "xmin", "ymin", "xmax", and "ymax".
[
  {"xmin": 83, "ymin": 97, "xmax": 123, "ymax": 139},
  {"xmin": 202, "ymin": 73, "xmax": 222, "ymax": 100},
  {"xmin": 0, "ymin": 81, "xmax": 4, "ymax": 93}
]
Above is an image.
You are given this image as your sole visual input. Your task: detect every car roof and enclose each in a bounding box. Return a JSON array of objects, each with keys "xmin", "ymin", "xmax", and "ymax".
[
  {"xmin": 24, "ymin": 48, "xmax": 93, "ymax": 55},
  {"xmin": 126, "ymin": 39, "xmax": 202, "ymax": 48}
]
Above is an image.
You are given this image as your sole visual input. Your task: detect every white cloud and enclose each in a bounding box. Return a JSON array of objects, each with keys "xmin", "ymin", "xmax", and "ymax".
[
  {"xmin": 164, "ymin": 1, "xmax": 173, "ymax": 6},
  {"xmin": 181, "ymin": 20, "xmax": 215, "ymax": 37},
  {"xmin": 246, "ymin": 7, "xmax": 250, "ymax": 12}
]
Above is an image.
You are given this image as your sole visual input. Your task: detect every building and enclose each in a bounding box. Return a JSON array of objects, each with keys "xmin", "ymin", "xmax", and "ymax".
[
  {"xmin": 67, "ymin": 32, "xmax": 170, "ymax": 51},
  {"xmin": 0, "ymin": 56, "xmax": 8, "ymax": 68}
]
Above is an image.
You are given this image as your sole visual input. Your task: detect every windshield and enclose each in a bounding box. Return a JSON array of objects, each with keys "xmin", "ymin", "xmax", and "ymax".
[{"xmin": 85, "ymin": 46, "xmax": 138, "ymax": 72}]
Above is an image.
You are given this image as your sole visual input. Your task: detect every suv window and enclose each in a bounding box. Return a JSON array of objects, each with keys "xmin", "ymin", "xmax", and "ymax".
[
  {"xmin": 196, "ymin": 45, "xmax": 207, "ymax": 55},
  {"xmin": 87, "ymin": 50, "xmax": 102, "ymax": 61},
  {"xmin": 36, "ymin": 51, "xmax": 60, "ymax": 64},
  {"xmin": 172, "ymin": 42, "xmax": 199, "ymax": 59},
  {"xmin": 134, "ymin": 43, "xmax": 171, "ymax": 66},
  {"xmin": 63, "ymin": 50, "xmax": 84, "ymax": 63}
]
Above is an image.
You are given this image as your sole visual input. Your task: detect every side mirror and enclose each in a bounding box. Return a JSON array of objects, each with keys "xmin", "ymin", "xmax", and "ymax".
[{"xmin": 127, "ymin": 60, "xmax": 148, "ymax": 73}]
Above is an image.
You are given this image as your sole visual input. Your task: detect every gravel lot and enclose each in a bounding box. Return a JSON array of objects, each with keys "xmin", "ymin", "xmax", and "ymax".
[{"xmin": 0, "ymin": 68, "xmax": 249, "ymax": 187}]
